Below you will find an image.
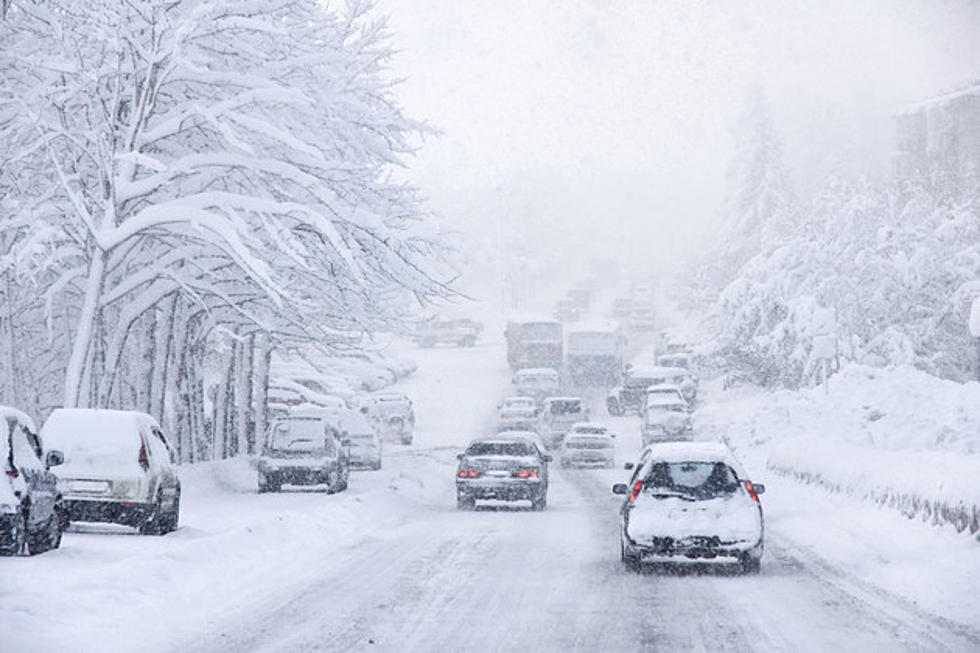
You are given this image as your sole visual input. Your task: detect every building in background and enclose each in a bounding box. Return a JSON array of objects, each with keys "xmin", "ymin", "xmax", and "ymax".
[{"xmin": 893, "ymin": 81, "xmax": 980, "ymax": 197}]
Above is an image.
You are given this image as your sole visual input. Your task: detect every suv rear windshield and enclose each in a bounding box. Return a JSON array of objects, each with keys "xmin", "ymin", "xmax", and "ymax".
[
  {"xmin": 548, "ymin": 400, "xmax": 582, "ymax": 414},
  {"xmin": 643, "ymin": 461, "xmax": 739, "ymax": 498},
  {"xmin": 466, "ymin": 442, "xmax": 535, "ymax": 457}
]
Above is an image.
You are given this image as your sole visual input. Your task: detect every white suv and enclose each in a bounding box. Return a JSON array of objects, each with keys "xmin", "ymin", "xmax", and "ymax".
[{"xmin": 41, "ymin": 409, "xmax": 180, "ymax": 535}]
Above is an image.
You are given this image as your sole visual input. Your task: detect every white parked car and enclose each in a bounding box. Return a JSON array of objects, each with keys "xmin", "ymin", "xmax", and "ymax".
[
  {"xmin": 257, "ymin": 413, "xmax": 351, "ymax": 492},
  {"xmin": 41, "ymin": 409, "xmax": 181, "ymax": 535},
  {"xmin": 614, "ymin": 441, "xmax": 765, "ymax": 574},
  {"xmin": 312, "ymin": 407, "xmax": 382, "ymax": 471},
  {"xmin": 641, "ymin": 385, "xmax": 687, "ymax": 412},
  {"xmin": 497, "ymin": 396, "xmax": 539, "ymax": 432},
  {"xmin": 559, "ymin": 423, "xmax": 616, "ymax": 468},
  {"xmin": 362, "ymin": 392, "xmax": 415, "ymax": 445}
]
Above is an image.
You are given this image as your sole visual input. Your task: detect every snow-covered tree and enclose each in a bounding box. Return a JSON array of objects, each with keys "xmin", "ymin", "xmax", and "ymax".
[{"xmin": 0, "ymin": 0, "xmax": 454, "ymax": 454}]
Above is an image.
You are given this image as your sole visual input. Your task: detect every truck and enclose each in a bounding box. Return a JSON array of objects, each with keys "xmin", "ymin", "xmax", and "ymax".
[
  {"xmin": 565, "ymin": 321, "xmax": 625, "ymax": 387},
  {"xmin": 505, "ymin": 318, "xmax": 563, "ymax": 371}
]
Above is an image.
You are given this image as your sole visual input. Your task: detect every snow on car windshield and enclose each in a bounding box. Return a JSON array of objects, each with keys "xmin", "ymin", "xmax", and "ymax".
[
  {"xmin": 466, "ymin": 442, "xmax": 535, "ymax": 457},
  {"xmin": 268, "ymin": 419, "xmax": 329, "ymax": 452}
]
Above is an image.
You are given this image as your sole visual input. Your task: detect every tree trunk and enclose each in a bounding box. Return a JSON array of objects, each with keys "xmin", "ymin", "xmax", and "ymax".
[
  {"xmin": 253, "ymin": 333, "xmax": 271, "ymax": 455},
  {"xmin": 212, "ymin": 345, "xmax": 235, "ymax": 460},
  {"xmin": 64, "ymin": 250, "xmax": 106, "ymax": 408},
  {"xmin": 234, "ymin": 334, "xmax": 254, "ymax": 456}
]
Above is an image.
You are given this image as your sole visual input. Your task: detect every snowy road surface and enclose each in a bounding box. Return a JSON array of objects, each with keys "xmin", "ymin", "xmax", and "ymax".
[{"xmin": 5, "ymin": 338, "xmax": 980, "ymax": 652}]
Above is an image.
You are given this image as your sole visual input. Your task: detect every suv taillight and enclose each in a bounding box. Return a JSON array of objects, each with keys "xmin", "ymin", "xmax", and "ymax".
[
  {"xmin": 629, "ymin": 481, "xmax": 643, "ymax": 502},
  {"xmin": 138, "ymin": 436, "xmax": 149, "ymax": 472},
  {"xmin": 744, "ymin": 481, "xmax": 760, "ymax": 502}
]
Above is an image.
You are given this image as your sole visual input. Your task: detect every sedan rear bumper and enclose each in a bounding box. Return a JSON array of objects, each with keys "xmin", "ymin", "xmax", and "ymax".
[
  {"xmin": 457, "ymin": 478, "xmax": 543, "ymax": 501},
  {"xmin": 628, "ymin": 534, "xmax": 763, "ymax": 560},
  {"xmin": 65, "ymin": 499, "xmax": 155, "ymax": 527}
]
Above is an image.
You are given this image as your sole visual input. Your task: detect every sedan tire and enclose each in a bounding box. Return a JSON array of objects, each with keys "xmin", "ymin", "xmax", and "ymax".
[{"xmin": 456, "ymin": 493, "xmax": 475, "ymax": 510}]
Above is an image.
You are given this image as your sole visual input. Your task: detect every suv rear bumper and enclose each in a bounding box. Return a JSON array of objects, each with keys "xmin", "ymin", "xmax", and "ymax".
[{"xmin": 65, "ymin": 499, "xmax": 155, "ymax": 527}]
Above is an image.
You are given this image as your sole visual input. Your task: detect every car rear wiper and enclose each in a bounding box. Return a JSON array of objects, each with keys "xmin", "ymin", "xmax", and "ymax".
[{"xmin": 647, "ymin": 490, "xmax": 696, "ymax": 501}]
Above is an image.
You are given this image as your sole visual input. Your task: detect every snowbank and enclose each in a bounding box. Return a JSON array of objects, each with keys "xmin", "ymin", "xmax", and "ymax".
[{"xmin": 698, "ymin": 364, "xmax": 980, "ymax": 537}]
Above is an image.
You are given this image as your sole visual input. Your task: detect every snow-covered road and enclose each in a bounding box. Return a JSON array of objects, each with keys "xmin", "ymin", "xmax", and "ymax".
[{"xmin": 5, "ymin": 336, "xmax": 979, "ymax": 652}]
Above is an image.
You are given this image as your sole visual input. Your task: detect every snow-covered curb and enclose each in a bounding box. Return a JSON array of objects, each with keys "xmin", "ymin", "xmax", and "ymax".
[{"xmin": 767, "ymin": 437, "xmax": 980, "ymax": 536}]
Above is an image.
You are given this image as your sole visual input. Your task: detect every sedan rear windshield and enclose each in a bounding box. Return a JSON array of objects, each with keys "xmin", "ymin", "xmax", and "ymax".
[
  {"xmin": 466, "ymin": 442, "xmax": 535, "ymax": 457},
  {"xmin": 643, "ymin": 461, "xmax": 739, "ymax": 498}
]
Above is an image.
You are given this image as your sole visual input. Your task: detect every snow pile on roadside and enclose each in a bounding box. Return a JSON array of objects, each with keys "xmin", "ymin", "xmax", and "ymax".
[{"xmin": 697, "ymin": 364, "xmax": 980, "ymax": 537}]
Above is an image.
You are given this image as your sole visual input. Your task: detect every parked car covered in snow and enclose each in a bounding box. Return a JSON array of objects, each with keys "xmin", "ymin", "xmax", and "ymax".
[
  {"xmin": 1, "ymin": 407, "xmax": 64, "ymax": 556},
  {"xmin": 614, "ymin": 441, "xmax": 765, "ymax": 573},
  {"xmin": 537, "ymin": 396, "xmax": 588, "ymax": 449},
  {"xmin": 41, "ymin": 409, "xmax": 180, "ymax": 535},
  {"xmin": 307, "ymin": 407, "xmax": 382, "ymax": 471},
  {"xmin": 641, "ymin": 385, "xmax": 688, "ymax": 412},
  {"xmin": 558, "ymin": 423, "xmax": 616, "ymax": 468},
  {"xmin": 513, "ymin": 367, "xmax": 561, "ymax": 404},
  {"xmin": 455, "ymin": 435, "xmax": 551, "ymax": 510},
  {"xmin": 257, "ymin": 413, "xmax": 351, "ymax": 492},
  {"xmin": 640, "ymin": 397, "xmax": 692, "ymax": 445},
  {"xmin": 497, "ymin": 396, "xmax": 539, "ymax": 432}
]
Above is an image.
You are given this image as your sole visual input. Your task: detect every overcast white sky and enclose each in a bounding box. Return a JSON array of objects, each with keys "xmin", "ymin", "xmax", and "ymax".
[{"xmin": 382, "ymin": 0, "xmax": 980, "ymax": 295}]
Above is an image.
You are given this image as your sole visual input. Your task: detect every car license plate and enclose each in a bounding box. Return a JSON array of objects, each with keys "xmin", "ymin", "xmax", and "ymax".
[
  {"xmin": 485, "ymin": 470, "xmax": 510, "ymax": 478},
  {"xmin": 70, "ymin": 480, "xmax": 111, "ymax": 493}
]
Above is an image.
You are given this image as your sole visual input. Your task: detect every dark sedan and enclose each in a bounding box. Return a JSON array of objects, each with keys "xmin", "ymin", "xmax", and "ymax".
[{"xmin": 456, "ymin": 436, "xmax": 551, "ymax": 511}]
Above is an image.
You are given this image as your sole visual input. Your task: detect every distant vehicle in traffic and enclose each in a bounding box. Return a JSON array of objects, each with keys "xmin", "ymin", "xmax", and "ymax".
[
  {"xmin": 505, "ymin": 318, "xmax": 563, "ymax": 370},
  {"xmin": 567, "ymin": 287, "xmax": 591, "ymax": 312},
  {"xmin": 497, "ymin": 396, "xmax": 539, "ymax": 432},
  {"xmin": 413, "ymin": 317, "xmax": 482, "ymax": 348},
  {"xmin": 607, "ymin": 365, "xmax": 673, "ymax": 415},
  {"xmin": 360, "ymin": 392, "xmax": 415, "ymax": 445},
  {"xmin": 1, "ymin": 407, "xmax": 64, "ymax": 556},
  {"xmin": 628, "ymin": 304, "xmax": 657, "ymax": 331},
  {"xmin": 537, "ymin": 396, "xmax": 588, "ymax": 449},
  {"xmin": 257, "ymin": 413, "xmax": 351, "ymax": 493},
  {"xmin": 559, "ymin": 423, "xmax": 616, "ymax": 468},
  {"xmin": 565, "ymin": 321, "xmax": 626, "ymax": 387},
  {"xmin": 610, "ymin": 297, "xmax": 633, "ymax": 318},
  {"xmin": 456, "ymin": 436, "xmax": 551, "ymax": 510},
  {"xmin": 513, "ymin": 368, "xmax": 561, "ymax": 404},
  {"xmin": 613, "ymin": 441, "xmax": 765, "ymax": 574},
  {"xmin": 552, "ymin": 299, "xmax": 581, "ymax": 323},
  {"xmin": 641, "ymin": 385, "xmax": 688, "ymax": 412},
  {"xmin": 640, "ymin": 397, "xmax": 693, "ymax": 445},
  {"xmin": 41, "ymin": 409, "xmax": 180, "ymax": 535}
]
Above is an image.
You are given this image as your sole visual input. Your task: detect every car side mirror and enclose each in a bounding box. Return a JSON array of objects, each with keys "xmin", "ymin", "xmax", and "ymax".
[
  {"xmin": 360, "ymin": 406, "xmax": 368, "ymax": 414},
  {"xmin": 456, "ymin": 452, "xmax": 465, "ymax": 460},
  {"xmin": 754, "ymin": 483, "xmax": 766, "ymax": 495},
  {"xmin": 610, "ymin": 433, "xmax": 617, "ymax": 439},
  {"xmin": 623, "ymin": 462, "xmax": 634, "ymax": 470},
  {"xmin": 612, "ymin": 483, "xmax": 628, "ymax": 495},
  {"xmin": 541, "ymin": 454, "xmax": 552, "ymax": 463},
  {"xmin": 341, "ymin": 438, "xmax": 353, "ymax": 447},
  {"xmin": 45, "ymin": 449, "xmax": 64, "ymax": 468}
]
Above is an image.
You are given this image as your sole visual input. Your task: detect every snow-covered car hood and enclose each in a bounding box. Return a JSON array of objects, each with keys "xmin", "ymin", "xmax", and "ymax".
[{"xmin": 627, "ymin": 494, "xmax": 761, "ymax": 544}]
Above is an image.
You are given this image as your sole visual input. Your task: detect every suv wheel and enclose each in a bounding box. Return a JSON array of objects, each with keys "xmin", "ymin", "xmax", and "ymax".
[
  {"xmin": 739, "ymin": 553, "xmax": 761, "ymax": 575},
  {"xmin": 0, "ymin": 510, "xmax": 27, "ymax": 556},
  {"xmin": 531, "ymin": 492, "xmax": 547, "ymax": 511},
  {"xmin": 139, "ymin": 490, "xmax": 166, "ymax": 535},
  {"xmin": 28, "ymin": 513, "xmax": 62, "ymax": 555},
  {"xmin": 606, "ymin": 398, "xmax": 622, "ymax": 416}
]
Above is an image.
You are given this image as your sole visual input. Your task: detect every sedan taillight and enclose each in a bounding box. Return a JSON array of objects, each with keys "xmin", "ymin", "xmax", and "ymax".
[
  {"xmin": 744, "ymin": 481, "xmax": 760, "ymax": 502},
  {"xmin": 513, "ymin": 468, "xmax": 539, "ymax": 479},
  {"xmin": 457, "ymin": 469, "xmax": 481, "ymax": 478}
]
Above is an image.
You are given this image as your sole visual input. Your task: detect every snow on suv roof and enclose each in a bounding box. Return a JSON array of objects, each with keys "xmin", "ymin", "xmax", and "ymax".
[{"xmin": 641, "ymin": 441, "xmax": 747, "ymax": 475}]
